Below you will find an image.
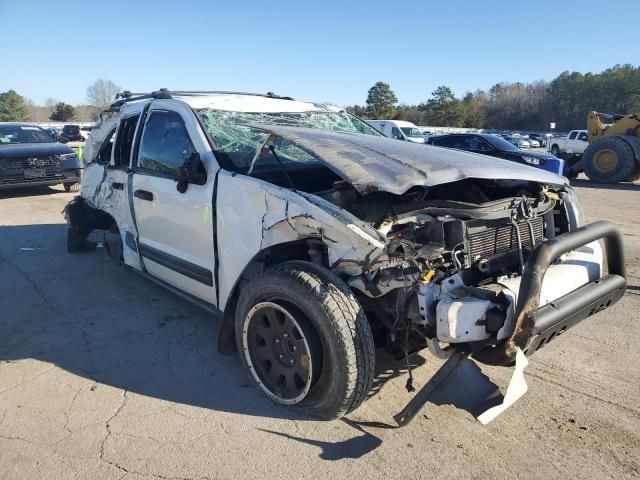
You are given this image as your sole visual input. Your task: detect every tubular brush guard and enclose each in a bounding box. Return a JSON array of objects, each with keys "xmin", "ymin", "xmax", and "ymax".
[{"xmin": 473, "ymin": 221, "xmax": 627, "ymax": 366}]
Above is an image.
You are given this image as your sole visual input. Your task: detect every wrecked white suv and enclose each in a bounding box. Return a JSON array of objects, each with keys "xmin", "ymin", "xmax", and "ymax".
[{"xmin": 65, "ymin": 90, "xmax": 626, "ymax": 422}]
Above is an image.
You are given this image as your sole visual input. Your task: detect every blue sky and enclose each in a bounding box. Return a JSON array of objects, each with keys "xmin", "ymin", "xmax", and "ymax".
[{"xmin": 1, "ymin": 0, "xmax": 638, "ymax": 106}]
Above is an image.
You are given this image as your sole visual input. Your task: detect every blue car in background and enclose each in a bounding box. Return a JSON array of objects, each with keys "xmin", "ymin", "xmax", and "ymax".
[{"xmin": 426, "ymin": 133, "xmax": 565, "ymax": 176}]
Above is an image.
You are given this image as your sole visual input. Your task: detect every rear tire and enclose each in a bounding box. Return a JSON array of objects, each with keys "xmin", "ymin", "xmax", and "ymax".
[
  {"xmin": 67, "ymin": 225, "xmax": 96, "ymax": 253},
  {"xmin": 235, "ymin": 260, "xmax": 375, "ymax": 419},
  {"xmin": 63, "ymin": 183, "xmax": 80, "ymax": 192},
  {"xmin": 583, "ymin": 136, "xmax": 639, "ymax": 183}
]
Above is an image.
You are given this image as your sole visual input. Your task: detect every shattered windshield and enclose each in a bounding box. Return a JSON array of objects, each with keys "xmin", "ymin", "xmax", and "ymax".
[{"xmin": 197, "ymin": 109, "xmax": 381, "ymax": 171}]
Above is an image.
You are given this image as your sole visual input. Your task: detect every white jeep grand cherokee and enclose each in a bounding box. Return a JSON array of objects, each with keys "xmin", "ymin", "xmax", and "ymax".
[{"xmin": 65, "ymin": 90, "xmax": 626, "ymax": 422}]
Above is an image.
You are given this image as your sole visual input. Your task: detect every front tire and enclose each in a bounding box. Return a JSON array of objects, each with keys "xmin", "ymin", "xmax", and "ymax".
[
  {"xmin": 235, "ymin": 261, "xmax": 375, "ymax": 419},
  {"xmin": 63, "ymin": 182, "xmax": 80, "ymax": 192}
]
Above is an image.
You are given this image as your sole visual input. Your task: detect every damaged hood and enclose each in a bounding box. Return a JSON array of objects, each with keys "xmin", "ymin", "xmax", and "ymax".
[{"xmin": 249, "ymin": 125, "xmax": 568, "ymax": 195}]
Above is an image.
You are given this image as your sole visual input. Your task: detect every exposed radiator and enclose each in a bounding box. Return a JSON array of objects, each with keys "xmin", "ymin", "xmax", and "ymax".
[{"xmin": 467, "ymin": 216, "xmax": 544, "ymax": 260}]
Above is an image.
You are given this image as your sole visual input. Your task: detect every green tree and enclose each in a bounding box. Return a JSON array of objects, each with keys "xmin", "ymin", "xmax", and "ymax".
[
  {"xmin": 50, "ymin": 102, "xmax": 76, "ymax": 122},
  {"xmin": 421, "ymin": 86, "xmax": 465, "ymax": 127},
  {"xmin": 346, "ymin": 104, "xmax": 368, "ymax": 118},
  {"xmin": 366, "ymin": 81, "xmax": 398, "ymax": 119},
  {"xmin": 0, "ymin": 90, "xmax": 29, "ymax": 121},
  {"xmin": 461, "ymin": 90, "xmax": 487, "ymax": 128},
  {"xmin": 348, "ymin": 64, "xmax": 640, "ymax": 131}
]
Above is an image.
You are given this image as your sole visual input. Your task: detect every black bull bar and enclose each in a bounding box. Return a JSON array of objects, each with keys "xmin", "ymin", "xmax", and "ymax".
[{"xmin": 473, "ymin": 220, "xmax": 627, "ymax": 366}]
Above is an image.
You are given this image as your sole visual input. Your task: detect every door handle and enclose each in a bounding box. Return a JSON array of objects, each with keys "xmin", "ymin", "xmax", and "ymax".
[
  {"xmin": 134, "ymin": 189, "xmax": 154, "ymax": 201},
  {"xmin": 112, "ymin": 182, "xmax": 124, "ymax": 190}
]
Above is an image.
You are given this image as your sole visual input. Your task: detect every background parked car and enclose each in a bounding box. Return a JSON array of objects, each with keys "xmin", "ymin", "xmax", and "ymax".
[
  {"xmin": 366, "ymin": 120, "xmax": 425, "ymax": 143},
  {"xmin": 528, "ymin": 133, "xmax": 547, "ymax": 147},
  {"xmin": 504, "ymin": 136, "xmax": 531, "ymax": 149},
  {"xmin": 548, "ymin": 130, "xmax": 589, "ymax": 156},
  {"xmin": 526, "ymin": 137, "xmax": 541, "ymax": 148},
  {"xmin": 61, "ymin": 124, "xmax": 84, "ymax": 142},
  {"xmin": 44, "ymin": 127, "xmax": 61, "ymax": 141},
  {"xmin": 79, "ymin": 126, "xmax": 92, "ymax": 141},
  {"xmin": 426, "ymin": 133, "xmax": 564, "ymax": 175},
  {"xmin": 0, "ymin": 123, "xmax": 82, "ymax": 191}
]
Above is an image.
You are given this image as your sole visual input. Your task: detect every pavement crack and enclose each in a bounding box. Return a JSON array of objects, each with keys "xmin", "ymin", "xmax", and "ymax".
[
  {"xmin": 0, "ymin": 250, "xmax": 91, "ymax": 348},
  {"xmin": 97, "ymin": 392, "xmax": 215, "ymax": 480},
  {"xmin": 63, "ymin": 387, "xmax": 84, "ymax": 433},
  {"xmin": 99, "ymin": 389, "xmax": 129, "ymax": 468},
  {"xmin": 0, "ymin": 364, "xmax": 56, "ymax": 395},
  {"xmin": 525, "ymin": 369, "xmax": 640, "ymax": 417}
]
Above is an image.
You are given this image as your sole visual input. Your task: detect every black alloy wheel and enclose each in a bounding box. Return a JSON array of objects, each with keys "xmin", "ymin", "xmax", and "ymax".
[{"xmin": 242, "ymin": 301, "xmax": 317, "ymax": 404}]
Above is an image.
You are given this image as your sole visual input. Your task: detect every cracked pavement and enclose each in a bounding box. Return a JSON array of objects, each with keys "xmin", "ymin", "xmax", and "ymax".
[{"xmin": 1, "ymin": 180, "xmax": 639, "ymax": 480}]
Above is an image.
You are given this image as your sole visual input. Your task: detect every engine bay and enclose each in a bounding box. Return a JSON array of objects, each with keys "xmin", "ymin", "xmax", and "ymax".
[{"xmin": 310, "ymin": 176, "xmax": 577, "ymax": 360}]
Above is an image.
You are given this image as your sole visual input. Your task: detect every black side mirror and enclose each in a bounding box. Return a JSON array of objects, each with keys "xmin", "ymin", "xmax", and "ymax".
[{"xmin": 176, "ymin": 152, "xmax": 206, "ymax": 193}]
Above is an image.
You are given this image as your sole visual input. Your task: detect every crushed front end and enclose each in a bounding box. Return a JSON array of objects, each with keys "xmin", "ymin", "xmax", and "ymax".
[{"xmin": 322, "ymin": 179, "xmax": 626, "ymax": 422}]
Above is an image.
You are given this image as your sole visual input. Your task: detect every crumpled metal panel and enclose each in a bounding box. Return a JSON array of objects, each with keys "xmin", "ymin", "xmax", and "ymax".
[
  {"xmin": 247, "ymin": 125, "xmax": 569, "ymax": 195},
  {"xmin": 215, "ymin": 170, "xmax": 388, "ymax": 310}
]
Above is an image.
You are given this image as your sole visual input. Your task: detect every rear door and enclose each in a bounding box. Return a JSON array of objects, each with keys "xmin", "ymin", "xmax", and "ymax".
[
  {"xmin": 130, "ymin": 101, "xmax": 217, "ymax": 304},
  {"xmin": 82, "ymin": 114, "xmax": 141, "ymax": 269}
]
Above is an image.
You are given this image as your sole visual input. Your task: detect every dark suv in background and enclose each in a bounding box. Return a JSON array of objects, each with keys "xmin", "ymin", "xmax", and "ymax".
[
  {"xmin": 61, "ymin": 124, "xmax": 84, "ymax": 142},
  {"xmin": 427, "ymin": 133, "xmax": 565, "ymax": 176},
  {"xmin": 0, "ymin": 123, "xmax": 82, "ymax": 191}
]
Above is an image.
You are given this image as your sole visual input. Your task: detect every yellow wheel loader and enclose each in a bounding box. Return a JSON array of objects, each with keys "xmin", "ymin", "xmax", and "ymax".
[{"xmin": 583, "ymin": 111, "xmax": 640, "ymax": 183}]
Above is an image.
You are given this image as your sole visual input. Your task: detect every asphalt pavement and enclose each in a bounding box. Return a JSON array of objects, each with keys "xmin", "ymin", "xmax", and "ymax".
[{"xmin": 1, "ymin": 178, "xmax": 638, "ymax": 480}]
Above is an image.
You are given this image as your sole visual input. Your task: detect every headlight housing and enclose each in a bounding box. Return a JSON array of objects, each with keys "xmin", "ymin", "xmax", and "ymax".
[{"xmin": 521, "ymin": 155, "xmax": 542, "ymax": 166}]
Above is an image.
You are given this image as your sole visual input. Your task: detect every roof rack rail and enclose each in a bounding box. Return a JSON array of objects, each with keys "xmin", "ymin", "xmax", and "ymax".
[{"xmin": 109, "ymin": 89, "xmax": 294, "ymax": 109}]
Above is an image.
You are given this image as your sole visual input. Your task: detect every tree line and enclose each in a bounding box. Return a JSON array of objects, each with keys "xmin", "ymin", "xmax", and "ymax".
[
  {"xmin": 348, "ymin": 64, "xmax": 640, "ymax": 131},
  {"xmin": 0, "ymin": 79, "xmax": 121, "ymax": 122},
  {"xmin": 2, "ymin": 65, "xmax": 639, "ymax": 130}
]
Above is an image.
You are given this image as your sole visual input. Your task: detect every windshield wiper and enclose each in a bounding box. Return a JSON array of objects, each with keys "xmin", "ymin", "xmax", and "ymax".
[
  {"xmin": 247, "ymin": 134, "xmax": 297, "ymax": 192},
  {"xmin": 269, "ymin": 144, "xmax": 297, "ymax": 192}
]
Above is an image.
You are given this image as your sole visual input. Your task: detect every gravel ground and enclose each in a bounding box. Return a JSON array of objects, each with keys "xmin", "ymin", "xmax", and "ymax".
[{"xmin": 1, "ymin": 178, "xmax": 639, "ymax": 480}]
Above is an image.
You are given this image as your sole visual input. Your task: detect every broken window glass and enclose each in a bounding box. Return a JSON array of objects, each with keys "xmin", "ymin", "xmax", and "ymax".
[{"xmin": 197, "ymin": 109, "xmax": 380, "ymax": 172}]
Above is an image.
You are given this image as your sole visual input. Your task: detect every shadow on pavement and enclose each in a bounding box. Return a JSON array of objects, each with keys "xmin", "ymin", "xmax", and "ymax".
[
  {"xmin": 0, "ymin": 185, "xmax": 65, "ymax": 199},
  {"xmin": 259, "ymin": 418, "xmax": 383, "ymax": 460},
  {"xmin": 0, "ymin": 223, "xmax": 412, "ymax": 441},
  {"xmin": 368, "ymin": 350, "xmax": 426, "ymax": 401}
]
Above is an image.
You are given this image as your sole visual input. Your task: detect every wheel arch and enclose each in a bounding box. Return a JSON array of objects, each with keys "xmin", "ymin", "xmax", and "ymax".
[
  {"xmin": 217, "ymin": 237, "xmax": 331, "ymax": 353},
  {"xmin": 65, "ymin": 196, "xmax": 120, "ymax": 237}
]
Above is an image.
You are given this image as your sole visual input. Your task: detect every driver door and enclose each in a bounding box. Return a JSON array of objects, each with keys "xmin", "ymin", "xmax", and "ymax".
[{"xmin": 131, "ymin": 104, "xmax": 217, "ymax": 304}]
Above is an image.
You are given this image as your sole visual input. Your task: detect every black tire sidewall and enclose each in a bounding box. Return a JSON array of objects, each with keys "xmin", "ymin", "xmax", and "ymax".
[
  {"xmin": 583, "ymin": 136, "xmax": 636, "ymax": 183},
  {"xmin": 235, "ymin": 261, "xmax": 372, "ymax": 418}
]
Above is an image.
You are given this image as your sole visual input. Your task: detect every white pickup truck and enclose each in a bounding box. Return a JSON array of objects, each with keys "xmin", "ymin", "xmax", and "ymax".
[{"xmin": 549, "ymin": 130, "xmax": 589, "ymax": 155}]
